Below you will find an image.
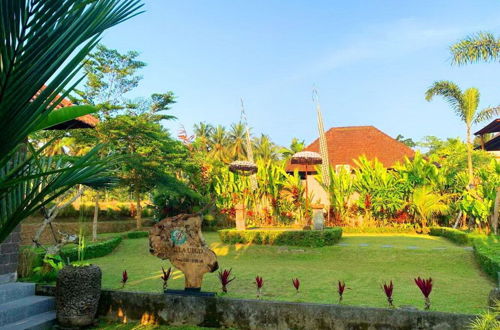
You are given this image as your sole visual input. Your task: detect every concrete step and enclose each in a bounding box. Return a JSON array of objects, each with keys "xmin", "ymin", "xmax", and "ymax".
[
  {"xmin": 0, "ymin": 282, "xmax": 35, "ymax": 305},
  {"xmin": 0, "ymin": 295, "xmax": 55, "ymax": 327},
  {"xmin": 0, "ymin": 311, "xmax": 56, "ymax": 330}
]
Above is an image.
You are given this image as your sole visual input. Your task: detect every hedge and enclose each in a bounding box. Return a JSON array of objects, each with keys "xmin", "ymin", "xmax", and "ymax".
[
  {"xmin": 121, "ymin": 231, "xmax": 149, "ymax": 239},
  {"xmin": 429, "ymin": 226, "xmax": 500, "ymax": 282},
  {"xmin": 218, "ymin": 228, "xmax": 343, "ymax": 247},
  {"xmin": 342, "ymin": 225, "xmax": 417, "ymax": 234},
  {"xmin": 429, "ymin": 227, "xmax": 472, "ymax": 245},
  {"xmin": 26, "ymin": 236, "xmax": 123, "ymax": 268}
]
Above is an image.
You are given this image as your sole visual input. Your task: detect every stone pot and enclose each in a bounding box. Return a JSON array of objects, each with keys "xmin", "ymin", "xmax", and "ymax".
[{"xmin": 56, "ymin": 265, "xmax": 101, "ymax": 327}]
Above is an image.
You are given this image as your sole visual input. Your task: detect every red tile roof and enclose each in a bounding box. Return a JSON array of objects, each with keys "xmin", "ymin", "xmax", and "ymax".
[
  {"xmin": 34, "ymin": 87, "xmax": 98, "ymax": 129},
  {"xmin": 286, "ymin": 126, "xmax": 415, "ymax": 172}
]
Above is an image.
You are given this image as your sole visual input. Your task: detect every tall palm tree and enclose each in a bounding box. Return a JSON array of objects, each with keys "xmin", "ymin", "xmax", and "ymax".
[
  {"xmin": 280, "ymin": 137, "xmax": 305, "ymax": 160},
  {"xmin": 228, "ymin": 122, "xmax": 247, "ymax": 160},
  {"xmin": 425, "ymin": 81, "xmax": 498, "ymax": 184},
  {"xmin": 0, "ymin": 0, "xmax": 142, "ymax": 242},
  {"xmin": 209, "ymin": 125, "xmax": 229, "ymax": 162},
  {"xmin": 253, "ymin": 134, "xmax": 279, "ymax": 162},
  {"xmin": 193, "ymin": 122, "xmax": 214, "ymax": 153},
  {"xmin": 451, "ymin": 32, "xmax": 500, "ymax": 65}
]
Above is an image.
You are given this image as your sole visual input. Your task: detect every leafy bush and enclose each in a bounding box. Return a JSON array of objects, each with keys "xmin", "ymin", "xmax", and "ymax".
[
  {"xmin": 429, "ymin": 227, "xmax": 472, "ymax": 245},
  {"xmin": 218, "ymin": 228, "xmax": 342, "ymax": 247},
  {"xmin": 429, "ymin": 226, "xmax": 500, "ymax": 282},
  {"xmin": 123, "ymin": 231, "xmax": 149, "ymax": 239},
  {"xmin": 55, "ymin": 201, "xmax": 154, "ymax": 220}
]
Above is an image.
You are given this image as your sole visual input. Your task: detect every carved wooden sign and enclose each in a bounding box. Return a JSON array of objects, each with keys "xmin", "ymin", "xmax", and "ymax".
[{"xmin": 149, "ymin": 215, "xmax": 218, "ymax": 290}]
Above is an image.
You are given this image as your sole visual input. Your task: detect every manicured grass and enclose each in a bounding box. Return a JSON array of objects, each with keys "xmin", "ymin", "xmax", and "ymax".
[{"xmin": 81, "ymin": 232, "xmax": 494, "ymax": 314}]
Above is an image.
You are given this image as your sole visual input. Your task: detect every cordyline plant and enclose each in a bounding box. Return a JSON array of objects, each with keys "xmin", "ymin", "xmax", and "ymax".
[
  {"xmin": 292, "ymin": 278, "xmax": 300, "ymax": 293},
  {"xmin": 161, "ymin": 267, "xmax": 172, "ymax": 290},
  {"xmin": 121, "ymin": 270, "xmax": 128, "ymax": 288},
  {"xmin": 414, "ymin": 277, "xmax": 433, "ymax": 310},
  {"xmin": 255, "ymin": 276, "xmax": 264, "ymax": 298},
  {"xmin": 337, "ymin": 281, "xmax": 346, "ymax": 304},
  {"xmin": 218, "ymin": 268, "xmax": 235, "ymax": 293},
  {"xmin": 382, "ymin": 281, "xmax": 394, "ymax": 307}
]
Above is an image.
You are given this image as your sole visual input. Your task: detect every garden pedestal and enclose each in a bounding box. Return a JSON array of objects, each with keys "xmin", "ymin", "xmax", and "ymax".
[
  {"xmin": 312, "ymin": 204, "xmax": 325, "ymax": 230},
  {"xmin": 235, "ymin": 203, "xmax": 246, "ymax": 231}
]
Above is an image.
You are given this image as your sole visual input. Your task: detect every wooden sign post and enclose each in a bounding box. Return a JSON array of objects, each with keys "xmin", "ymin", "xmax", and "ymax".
[{"xmin": 149, "ymin": 214, "xmax": 219, "ymax": 291}]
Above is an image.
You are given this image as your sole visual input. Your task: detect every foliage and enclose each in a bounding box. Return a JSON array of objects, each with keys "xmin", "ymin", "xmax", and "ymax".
[
  {"xmin": 395, "ymin": 134, "xmax": 417, "ymax": 148},
  {"xmin": 414, "ymin": 277, "xmax": 433, "ymax": 310},
  {"xmin": 410, "ymin": 186, "xmax": 449, "ymax": 229},
  {"xmin": 218, "ymin": 268, "xmax": 235, "ymax": 293},
  {"xmin": 161, "ymin": 266, "xmax": 172, "ymax": 290},
  {"xmin": 382, "ymin": 281, "xmax": 394, "ymax": 307},
  {"xmin": 218, "ymin": 228, "xmax": 343, "ymax": 247},
  {"xmin": 292, "ymin": 278, "xmax": 300, "ymax": 292},
  {"xmin": 0, "ymin": 0, "xmax": 143, "ymax": 243},
  {"xmin": 316, "ymin": 166, "xmax": 353, "ymax": 224},
  {"xmin": 429, "ymin": 227, "xmax": 472, "ymax": 245},
  {"xmin": 451, "ymin": 32, "xmax": 500, "ymax": 65},
  {"xmin": 468, "ymin": 301, "xmax": 500, "ymax": 330},
  {"xmin": 32, "ymin": 254, "xmax": 65, "ymax": 283}
]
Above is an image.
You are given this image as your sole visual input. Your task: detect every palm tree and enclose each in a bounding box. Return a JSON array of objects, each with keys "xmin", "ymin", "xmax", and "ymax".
[
  {"xmin": 411, "ymin": 186, "xmax": 449, "ymax": 229},
  {"xmin": 280, "ymin": 137, "xmax": 305, "ymax": 160},
  {"xmin": 425, "ymin": 81, "xmax": 498, "ymax": 184},
  {"xmin": 450, "ymin": 32, "xmax": 500, "ymax": 65},
  {"xmin": 253, "ymin": 134, "xmax": 279, "ymax": 162},
  {"xmin": 193, "ymin": 122, "xmax": 214, "ymax": 153},
  {"xmin": 0, "ymin": 0, "xmax": 142, "ymax": 243},
  {"xmin": 209, "ymin": 125, "xmax": 229, "ymax": 162},
  {"xmin": 228, "ymin": 122, "xmax": 247, "ymax": 160}
]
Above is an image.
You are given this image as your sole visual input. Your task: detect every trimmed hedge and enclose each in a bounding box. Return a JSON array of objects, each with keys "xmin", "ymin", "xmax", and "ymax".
[
  {"xmin": 26, "ymin": 236, "xmax": 123, "ymax": 268},
  {"xmin": 429, "ymin": 227, "xmax": 472, "ymax": 245},
  {"xmin": 218, "ymin": 228, "xmax": 343, "ymax": 247},
  {"xmin": 429, "ymin": 226, "xmax": 500, "ymax": 282},
  {"xmin": 122, "ymin": 231, "xmax": 149, "ymax": 239}
]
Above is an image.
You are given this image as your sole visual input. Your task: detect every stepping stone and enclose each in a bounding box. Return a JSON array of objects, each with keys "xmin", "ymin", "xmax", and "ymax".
[
  {"xmin": 463, "ymin": 247, "xmax": 473, "ymax": 251},
  {"xmin": 432, "ymin": 247, "xmax": 447, "ymax": 250},
  {"xmin": 406, "ymin": 246, "xmax": 419, "ymax": 250},
  {"xmin": 337, "ymin": 243, "xmax": 350, "ymax": 246},
  {"xmin": 381, "ymin": 245, "xmax": 393, "ymax": 248},
  {"xmin": 358, "ymin": 243, "xmax": 369, "ymax": 247}
]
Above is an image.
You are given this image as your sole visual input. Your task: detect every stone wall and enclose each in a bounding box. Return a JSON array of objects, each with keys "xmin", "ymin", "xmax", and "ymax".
[
  {"xmin": 0, "ymin": 225, "xmax": 21, "ymax": 284},
  {"xmin": 36, "ymin": 286, "xmax": 477, "ymax": 329},
  {"xmin": 20, "ymin": 221, "xmax": 137, "ymax": 245}
]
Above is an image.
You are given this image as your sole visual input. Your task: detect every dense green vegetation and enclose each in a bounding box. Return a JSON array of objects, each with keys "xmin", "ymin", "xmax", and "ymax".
[{"xmin": 80, "ymin": 233, "xmax": 494, "ymax": 314}]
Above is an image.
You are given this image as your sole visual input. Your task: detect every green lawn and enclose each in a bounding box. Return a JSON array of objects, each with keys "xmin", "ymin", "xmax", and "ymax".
[{"xmin": 81, "ymin": 232, "xmax": 495, "ymax": 315}]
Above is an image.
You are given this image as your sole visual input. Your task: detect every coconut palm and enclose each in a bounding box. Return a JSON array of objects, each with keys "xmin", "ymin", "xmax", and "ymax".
[
  {"xmin": 411, "ymin": 186, "xmax": 449, "ymax": 229},
  {"xmin": 193, "ymin": 122, "xmax": 214, "ymax": 153},
  {"xmin": 0, "ymin": 0, "xmax": 142, "ymax": 242},
  {"xmin": 253, "ymin": 134, "xmax": 279, "ymax": 162},
  {"xmin": 451, "ymin": 32, "xmax": 500, "ymax": 65},
  {"xmin": 209, "ymin": 125, "xmax": 229, "ymax": 162},
  {"xmin": 228, "ymin": 122, "xmax": 247, "ymax": 160},
  {"xmin": 280, "ymin": 137, "xmax": 305, "ymax": 160},
  {"xmin": 425, "ymin": 81, "xmax": 499, "ymax": 184}
]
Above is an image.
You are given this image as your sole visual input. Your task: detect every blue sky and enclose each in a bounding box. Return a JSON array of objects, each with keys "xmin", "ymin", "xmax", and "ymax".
[{"xmin": 100, "ymin": 0, "xmax": 500, "ymax": 147}]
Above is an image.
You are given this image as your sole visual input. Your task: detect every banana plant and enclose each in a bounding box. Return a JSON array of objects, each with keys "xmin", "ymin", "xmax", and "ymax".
[{"xmin": 0, "ymin": 0, "xmax": 143, "ymax": 242}]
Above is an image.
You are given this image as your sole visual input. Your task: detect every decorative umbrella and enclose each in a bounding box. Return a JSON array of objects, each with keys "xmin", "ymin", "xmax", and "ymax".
[
  {"xmin": 291, "ymin": 151, "xmax": 322, "ymax": 224},
  {"xmin": 229, "ymin": 160, "xmax": 258, "ymax": 176}
]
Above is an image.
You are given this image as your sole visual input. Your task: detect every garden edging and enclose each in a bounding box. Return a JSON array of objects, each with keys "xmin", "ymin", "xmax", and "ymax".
[{"xmin": 36, "ymin": 285, "xmax": 476, "ymax": 329}]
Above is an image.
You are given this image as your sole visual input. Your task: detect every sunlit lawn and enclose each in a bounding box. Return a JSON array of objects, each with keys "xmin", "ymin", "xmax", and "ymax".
[{"xmin": 83, "ymin": 232, "xmax": 494, "ymax": 315}]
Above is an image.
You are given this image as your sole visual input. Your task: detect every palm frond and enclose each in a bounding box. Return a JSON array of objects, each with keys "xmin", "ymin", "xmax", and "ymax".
[
  {"xmin": 474, "ymin": 107, "xmax": 500, "ymax": 124},
  {"xmin": 425, "ymin": 81, "xmax": 466, "ymax": 121},
  {"xmin": 451, "ymin": 32, "xmax": 500, "ymax": 65}
]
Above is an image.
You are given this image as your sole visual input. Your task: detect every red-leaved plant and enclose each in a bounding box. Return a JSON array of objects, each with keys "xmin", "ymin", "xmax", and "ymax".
[
  {"xmin": 292, "ymin": 278, "xmax": 300, "ymax": 293},
  {"xmin": 255, "ymin": 276, "xmax": 264, "ymax": 298},
  {"xmin": 161, "ymin": 267, "xmax": 172, "ymax": 290},
  {"xmin": 121, "ymin": 270, "xmax": 128, "ymax": 288},
  {"xmin": 338, "ymin": 280, "xmax": 346, "ymax": 303},
  {"xmin": 218, "ymin": 268, "xmax": 235, "ymax": 293},
  {"xmin": 414, "ymin": 277, "xmax": 433, "ymax": 310},
  {"xmin": 382, "ymin": 281, "xmax": 394, "ymax": 307}
]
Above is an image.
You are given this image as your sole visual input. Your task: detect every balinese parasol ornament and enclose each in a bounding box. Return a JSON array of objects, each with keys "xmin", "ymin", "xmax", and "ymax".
[
  {"xmin": 229, "ymin": 160, "xmax": 258, "ymax": 176},
  {"xmin": 291, "ymin": 151, "xmax": 322, "ymax": 224}
]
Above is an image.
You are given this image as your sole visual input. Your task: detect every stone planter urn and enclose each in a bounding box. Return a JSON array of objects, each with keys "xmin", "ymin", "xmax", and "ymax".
[
  {"xmin": 56, "ymin": 265, "xmax": 102, "ymax": 327},
  {"xmin": 311, "ymin": 204, "xmax": 325, "ymax": 230}
]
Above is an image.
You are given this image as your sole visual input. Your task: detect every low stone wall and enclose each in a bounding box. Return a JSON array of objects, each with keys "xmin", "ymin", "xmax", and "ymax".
[
  {"xmin": 0, "ymin": 225, "xmax": 21, "ymax": 284},
  {"xmin": 20, "ymin": 221, "xmax": 137, "ymax": 245},
  {"xmin": 36, "ymin": 286, "xmax": 476, "ymax": 329}
]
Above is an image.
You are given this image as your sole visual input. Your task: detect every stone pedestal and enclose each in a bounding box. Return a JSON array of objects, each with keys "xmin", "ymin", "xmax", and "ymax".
[
  {"xmin": 0, "ymin": 225, "xmax": 21, "ymax": 284},
  {"xmin": 312, "ymin": 204, "xmax": 325, "ymax": 231},
  {"xmin": 235, "ymin": 203, "xmax": 246, "ymax": 231}
]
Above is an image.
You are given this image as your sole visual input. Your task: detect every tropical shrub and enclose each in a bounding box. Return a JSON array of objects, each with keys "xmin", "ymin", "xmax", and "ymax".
[
  {"xmin": 218, "ymin": 228, "xmax": 342, "ymax": 247},
  {"xmin": 429, "ymin": 227, "xmax": 471, "ymax": 245}
]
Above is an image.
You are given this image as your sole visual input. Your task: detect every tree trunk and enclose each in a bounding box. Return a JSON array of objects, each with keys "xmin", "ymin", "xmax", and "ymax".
[
  {"xmin": 92, "ymin": 192, "xmax": 99, "ymax": 242},
  {"xmin": 466, "ymin": 125, "xmax": 474, "ymax": 185},
  {"xmin": 492, "ymin": 187, "xmax": 500, "ymax": 235},
  {"xmin": 135, "ymin": 188, "xmax": 142, "ymax": 229}
]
